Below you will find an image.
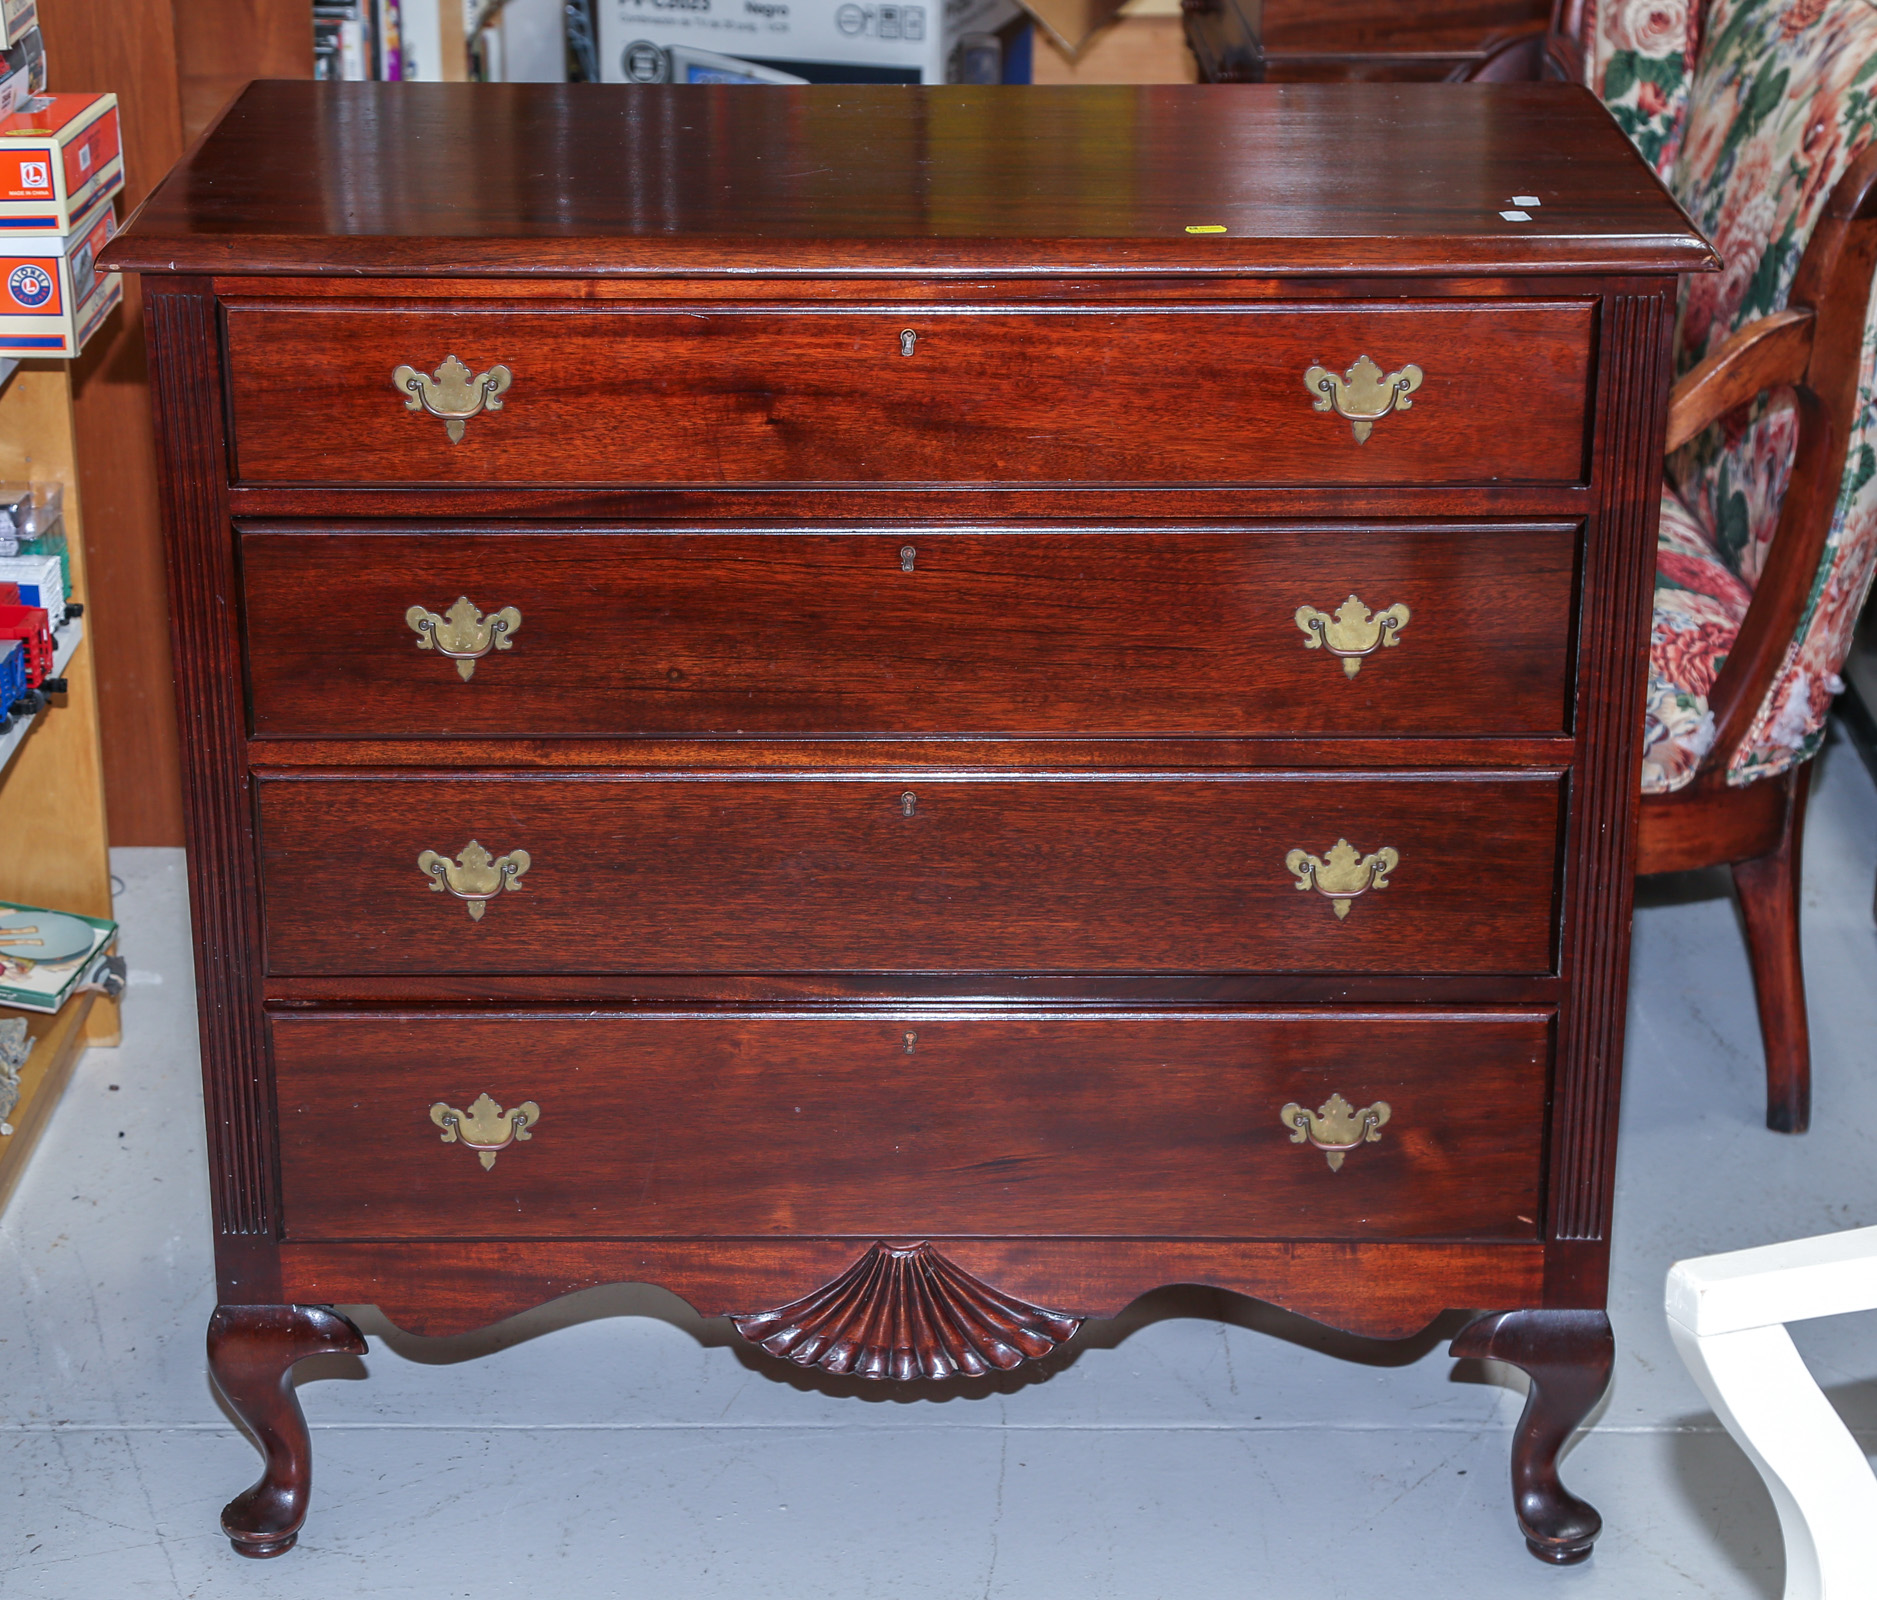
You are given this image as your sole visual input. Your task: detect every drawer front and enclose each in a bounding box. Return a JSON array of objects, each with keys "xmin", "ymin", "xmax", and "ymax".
[
  {"xmin": 242, "ymin": 524, "xmax": 1578, "ymax": 739},
  {"xmin": 224, "ymin": 303, "xmax": 1594, "ymax": 487},
  {"xmin": 272, "ymin": 1012, "xmax": 1550, "ymax": 1242},
  {"xmin": 256, "ymin": 773, "xmax": 1562, "ymax": 975}
]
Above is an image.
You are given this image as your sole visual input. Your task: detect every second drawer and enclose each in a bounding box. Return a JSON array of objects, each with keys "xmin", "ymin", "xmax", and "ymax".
[
  {"xmin": 255, "ymin": 772, "xmax": 1564, "ymax": 975},
  {"xmin": 241, "ymin": 523, "xmax": 1580, "ymax": 740}
]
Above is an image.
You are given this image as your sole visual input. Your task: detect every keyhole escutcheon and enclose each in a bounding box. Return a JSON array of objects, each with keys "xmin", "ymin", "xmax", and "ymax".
[
  {"xmin": 900, "ymin": 545, "xmax": 916, "ymax": 572},
  {"xmin": 901, "ymin": 791, "xmax": 917, "ymax": 816},
  {"xmin": 904, "ymin": 1031, "xmax": 918, "ymax": 1054},
  {"xmin": 899, "ymin": 329, "xmax": 918, "ymax": 357}
]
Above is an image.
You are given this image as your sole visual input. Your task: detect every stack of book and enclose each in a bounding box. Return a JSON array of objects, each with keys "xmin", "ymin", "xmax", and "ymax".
[{"xmin": 315, "ymin": 0, "xmax": 408, "ymax": 80}]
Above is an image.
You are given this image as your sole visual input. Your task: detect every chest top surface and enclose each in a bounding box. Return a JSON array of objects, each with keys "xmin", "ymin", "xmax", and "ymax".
[{"xmin": 102, "ymin": 80, "xmax": 1712, "ymax": 280}]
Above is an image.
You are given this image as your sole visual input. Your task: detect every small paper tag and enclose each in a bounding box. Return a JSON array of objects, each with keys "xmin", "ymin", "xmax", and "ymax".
[
  {"xmin": 1500, "ymin": 209, "xmax": 1533, "ymax": 222},
  {"xmin": 1512, "ymin": 195, "xmax": 1541, "ymax": 207},
  {"xmin": 1184, "ymin": 224, "xmax": 1227, "ymax": 234}
]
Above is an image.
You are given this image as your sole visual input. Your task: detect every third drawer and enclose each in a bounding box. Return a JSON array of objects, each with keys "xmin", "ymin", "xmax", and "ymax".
[
  {"xmin": 255, "ymin": 771, "xmax": 1564, "ymax": 975},
  {"xmin": 241, "ymin": 523, "xmax": 1579, "ymax": 739}
]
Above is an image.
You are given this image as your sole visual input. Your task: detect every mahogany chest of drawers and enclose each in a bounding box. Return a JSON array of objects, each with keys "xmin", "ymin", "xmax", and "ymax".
[{"xmin": 103, "ymin": 79, "xmax": 1711, "ymax": 1566}]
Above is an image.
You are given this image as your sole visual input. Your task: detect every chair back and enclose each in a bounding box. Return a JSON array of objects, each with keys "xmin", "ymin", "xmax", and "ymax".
[{"xmin": 1575, "ymin": 0, "xmax": 1877, "ymax": 784}]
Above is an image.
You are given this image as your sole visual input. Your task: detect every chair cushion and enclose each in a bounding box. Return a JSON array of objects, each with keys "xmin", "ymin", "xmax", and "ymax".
[
  {"xmin": 1645, "ymin": 481, "xmax": 1753, "ymax": 793},
  {"xmin": 1663, "ymin": 0, "xmax": 1877, "ymax": 786}
]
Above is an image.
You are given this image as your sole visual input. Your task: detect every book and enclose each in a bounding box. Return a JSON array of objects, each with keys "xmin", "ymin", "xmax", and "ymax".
[{"xmin": 0, "ymin": 899, "xmax": 117, "ymax": 1014}]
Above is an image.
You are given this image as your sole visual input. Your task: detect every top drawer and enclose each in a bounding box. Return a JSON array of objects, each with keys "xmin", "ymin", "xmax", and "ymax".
[{"xmin": 222, "ymin": 302, "xmax": 1596, "ymax": 488}]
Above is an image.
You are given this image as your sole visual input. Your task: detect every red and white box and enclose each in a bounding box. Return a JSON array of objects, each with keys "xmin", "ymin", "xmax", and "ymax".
[
  {"xmin": 0, "ymin": 188, "xmax": 119, "ymax": 358},
  {"xmin": 0, "ymin": 92, "xmax": 121, "ymax": 233}
]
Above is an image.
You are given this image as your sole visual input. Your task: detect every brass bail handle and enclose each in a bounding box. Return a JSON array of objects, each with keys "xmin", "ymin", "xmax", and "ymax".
[
  {"xmin": 392, "ymin": 354, "xmax": 512, "ymax": 443},
  {"xmin": 430, "ymin": 1093, "xmax": 540, "ymax": 1171},
  {"xmin": 1286, "ymin": 838, "xmax": 1398, "ymax": 920},
  {"xmin": 406, "ymin": 597, "xmax": 522, "ymax": 681},
  {"xmin": 1280, "ymin": 1093, "xmax": 1391, "ymax": 1171},
  {"xmin": 418, "ymin": 840, "xmax": 530, "ymax": 920},
  {"xmin": 1294, "ymin": 595, "xmax": 1410, "ymax": 677},
  {"xmin": 1303, "ymin": 355, "xmax": 1424, "ymax": 443}
]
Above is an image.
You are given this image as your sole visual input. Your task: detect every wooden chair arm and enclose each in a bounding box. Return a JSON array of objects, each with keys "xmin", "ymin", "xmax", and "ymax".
[
  {"xmin": 1665, "ymin": 309, "xmax": 1816, "ymax": 454},
  {"xmin": 1696, "ymin": 144, "xmax": 1877, "ymax": 775}
]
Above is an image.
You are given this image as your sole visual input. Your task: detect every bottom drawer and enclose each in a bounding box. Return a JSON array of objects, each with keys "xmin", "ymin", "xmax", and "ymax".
[{"xmin": 274, "ymin": 1011, "xmax": 1549, "ymax": 1243}]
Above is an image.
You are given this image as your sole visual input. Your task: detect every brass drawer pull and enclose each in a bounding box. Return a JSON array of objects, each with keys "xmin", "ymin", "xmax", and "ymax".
[
  {"xmin": 417, "ymin": 840, "xmax": 530, "ymax": 920},
  {"xmin": 1294, "ymin": 595, "xmax": 1410, "ymax": 677},
  {"xmin": 406, "ymin": 596, "xmax": 521, "ymax": 680},
  {"xmin": 1304, "ymin": 354, "xmax": 1423, "ymax": 443},
  {"xmin": 1281, "ymin": 1092, "xmax": 1390, "ymax": 1170},
  {"xmin": 392, "ymin": 354, "xmax": 512, "ymax": 442},
  {"xmin": 1285, "ymin": 838, "xmax": 1397, "ymax": 920},
  {"xmin": 430, "ymin": 1092, "xmax": 539, "ymax": 1170}
]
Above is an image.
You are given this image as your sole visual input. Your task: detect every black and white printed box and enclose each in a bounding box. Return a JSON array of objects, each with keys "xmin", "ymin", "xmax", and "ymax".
[{"xmin": 599, "ymin": 0, "xmax": 1022, "ymax": 84}]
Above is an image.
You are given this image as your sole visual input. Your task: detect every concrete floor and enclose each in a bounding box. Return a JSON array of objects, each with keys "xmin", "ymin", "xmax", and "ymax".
[{"xmin": 5, "ymin": 735, "xmax": 1877, "ymax": 1599}]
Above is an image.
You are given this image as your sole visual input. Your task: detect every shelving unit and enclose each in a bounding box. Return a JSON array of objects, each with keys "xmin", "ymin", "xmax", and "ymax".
[{"xmin": 0, "ymin": 361, "xmax": 117, "ymax": 1214}]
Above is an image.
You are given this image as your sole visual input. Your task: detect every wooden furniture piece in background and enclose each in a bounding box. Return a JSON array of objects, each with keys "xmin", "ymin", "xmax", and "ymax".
[
  {"xmin": 0, "ymin": 362, "xmax": 120, "ymax": 1211},
  {"xmin": 1635, "ymin": 151, "xmax": 1877, "ymax": 1134},
  {"xmin": 106, "ymin": 80, "xmax": 1710, "ymax": 1566},
  {"xmin": 1186, "ymin": 0, "xmax": 1550, "ymax": 84},
  {"xmin": 1667, "ymin": 1225, "xmax": 1877, "ymax": 1600},
  {"xmin": 33, "ymin": 0, "xmax": 314, "ymax": 852}
]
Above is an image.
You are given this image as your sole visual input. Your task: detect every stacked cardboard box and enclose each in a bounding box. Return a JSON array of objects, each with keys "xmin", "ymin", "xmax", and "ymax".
[{"xmin": 0, "ymin": 91, "xmax": 121, "ymax": 360}]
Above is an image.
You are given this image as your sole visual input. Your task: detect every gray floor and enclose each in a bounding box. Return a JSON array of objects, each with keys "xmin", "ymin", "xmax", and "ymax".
[{"xmin": 5, "ymin": 738, "xmax": 1877, "ymax": 1599}]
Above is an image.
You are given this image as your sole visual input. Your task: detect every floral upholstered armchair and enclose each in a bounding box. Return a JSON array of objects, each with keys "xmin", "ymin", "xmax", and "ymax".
[{"xmin": 1550, "ymin": 0, "xmax": 1877, "ymax": 1131}]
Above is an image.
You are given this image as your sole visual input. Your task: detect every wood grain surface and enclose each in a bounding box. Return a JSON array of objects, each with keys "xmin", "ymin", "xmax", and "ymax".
[
  {"xmin": 239, "ymin": 522, "xmax": 1580, "ymax": 739},
  {"xmin": 223, "ymin": 302, "xmax": 1594, "ymax": 488},
  {"xmin": 97, "ymin": 82, "xmax": 1715, "ymax": 279},
  {"xmin": 279, "ymin": 1236, "xmax": 1548, "ymax": 1340},
  {"xmin": 271, "ymin": 1010, "xmax": 1551, "ymax": 1242},
  {"xmin": 254, "ymin": 771, "xmax": 1564, "ymax": 975}
]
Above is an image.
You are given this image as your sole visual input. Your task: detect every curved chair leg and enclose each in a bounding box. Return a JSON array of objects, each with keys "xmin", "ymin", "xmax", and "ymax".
[
  {"xmin": 1451, "ymin": 1309, "xmax": 1614, "ymax": 1564},
  {"xmin": 1668, "ymin": 1319, "xmax": 1877, "ymax": 1600},
  {"xmin": 1668, "ymin": 1225, "xmax": 1877, "ymax": 1600},
  {"xmin": 206, "ymin": 1304, "xmax": 367, "ymax": 1558},
  {"xmin": 1732, "ymin": 764, "xmax": 1813, "ymax": 1133}
]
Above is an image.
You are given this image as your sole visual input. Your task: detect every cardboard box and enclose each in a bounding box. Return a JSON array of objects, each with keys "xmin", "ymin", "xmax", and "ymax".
[
  {"xmin": 598, "ymin": 0, "xmax": 1022, "ymax": 84},
  {"xmin": 0, "ymin": 91, "xmax": 121, "ymax": 233},
  {"xmin": 1, "ymin": 1, "xmax": 35, "ymax": 52},
  {"xmin": 0, "ymin": 189, "xmax": 120, "ymax": 359}
]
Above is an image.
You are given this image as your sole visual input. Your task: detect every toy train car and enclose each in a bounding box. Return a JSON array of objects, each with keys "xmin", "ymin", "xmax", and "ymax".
[
  {"xmin": 0, "ymin": 552, "xmax": 66, "ymax": 625},
  {"xmin": 0, "ymin": 637, "xmax": 24, "ymax": 729},
  {"xmin": 0, "ymin": 601, "xmax": 63, "ymax": 712}
]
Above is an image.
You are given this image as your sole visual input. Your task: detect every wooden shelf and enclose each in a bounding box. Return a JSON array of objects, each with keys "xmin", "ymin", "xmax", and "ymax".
[
  {"xmin": 0, "ymin": 361, "xmax": 119, "ymax": 1215},
  {"xmin": 0, "ymin": 989, "xmax": 98, "ymax": 1214}
]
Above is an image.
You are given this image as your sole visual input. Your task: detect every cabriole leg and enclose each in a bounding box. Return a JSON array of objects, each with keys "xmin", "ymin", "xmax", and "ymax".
[
  {"xmin": 1451, "ymin": 1308, "xmax": 1614, "ymax": 1564},
  {"xmin": 1732, "ymin": 763, "xmax": 1813, "ymax": 1134},
  {"xmin": 206, "ymin": 1304, "xmax": 367, "ymax": 1558}
]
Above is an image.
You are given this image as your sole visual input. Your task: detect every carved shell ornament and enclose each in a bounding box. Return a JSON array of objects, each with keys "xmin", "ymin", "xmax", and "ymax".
[{"xmin": 732, "ymin": 1242, "xmax": 1083, "ymax": 1381}]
